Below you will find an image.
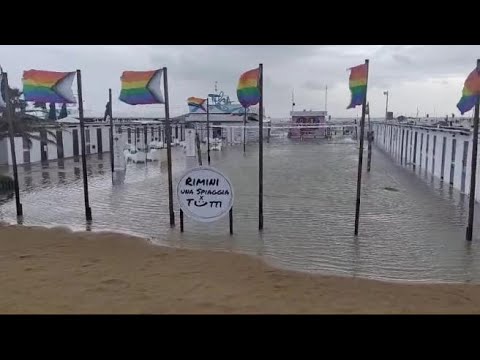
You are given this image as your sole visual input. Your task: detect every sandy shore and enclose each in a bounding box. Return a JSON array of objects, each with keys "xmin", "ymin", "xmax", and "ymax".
[{"xmin": 1, "ymin": 224, "xmax": 480, "ymax": 314}]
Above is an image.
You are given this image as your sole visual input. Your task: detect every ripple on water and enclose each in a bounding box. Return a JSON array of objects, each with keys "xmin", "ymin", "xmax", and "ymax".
[{"xmin": 2, "ymin": 137, "xmax": 480, "ymax": 283}]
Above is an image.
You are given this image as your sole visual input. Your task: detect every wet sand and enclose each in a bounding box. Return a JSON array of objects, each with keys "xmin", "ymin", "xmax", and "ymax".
[{"xmin": 1, "ymin": 224, "xmax": 480, "ymax": 314}]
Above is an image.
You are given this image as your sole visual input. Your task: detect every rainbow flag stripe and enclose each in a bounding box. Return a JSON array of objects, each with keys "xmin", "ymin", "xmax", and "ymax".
[
  {"xmin": 22, "ymin": 70, "xmax": 76, "ymax": 103},
  {"xmin": 119, "ymin": 69, "xmax": 164, "ymax": 105},
  {"xmin": 347, "ymin": 63, "xmax": 368, "ymax": 109},
  {"xmin": 187, "ymin": 97, "xmax": 207, "ymax": 113},
  {"xmin": 457, "ymin": 67, "xmax": 480, "ymax": 115},
  {"xmin": 237, "ymin": 68, "xmax": 260, "ymax": 108}
]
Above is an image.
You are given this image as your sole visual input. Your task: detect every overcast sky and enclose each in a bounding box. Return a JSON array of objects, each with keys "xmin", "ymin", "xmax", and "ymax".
[{"xmin": 0, "ymin": 45, "xmax": 478, "ymax": 118}]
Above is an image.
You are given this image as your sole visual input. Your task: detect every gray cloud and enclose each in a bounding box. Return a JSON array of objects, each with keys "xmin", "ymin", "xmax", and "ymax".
[{"xmin": 0, "ymin": 45, "xmax": 478, "ymax": 118}]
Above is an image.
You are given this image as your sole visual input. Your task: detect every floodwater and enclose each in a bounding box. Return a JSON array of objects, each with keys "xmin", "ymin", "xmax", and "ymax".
[{"xmin": 2, "ymin": 135, "xmax": 480, "ymax": 283}]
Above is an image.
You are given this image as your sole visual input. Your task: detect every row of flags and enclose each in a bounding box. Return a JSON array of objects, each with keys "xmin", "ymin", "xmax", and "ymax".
[
  {"xmin": 0, "ymin": 64, "xmax": 479, "ymax": 115},
  {"xmin": 0, "ymin": 69, "xmax": 167, "ymax": 108},
  {"xmin": 346, "ymin": 61, "xmax": 480, "ymax": 115},
  {"xmin": 187, "ymin": 67, "xmax": 262, "ymax": 114}
]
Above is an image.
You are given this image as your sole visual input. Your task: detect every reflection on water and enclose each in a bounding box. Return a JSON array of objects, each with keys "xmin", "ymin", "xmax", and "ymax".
[{"xmin": 2, "ymin": 137, "xmax": 480, "ymax": 283}]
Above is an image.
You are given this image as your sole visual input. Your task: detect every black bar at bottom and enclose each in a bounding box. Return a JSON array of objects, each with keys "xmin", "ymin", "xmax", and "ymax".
[{"xmin": 229, "ymin": 208, "xmax": 233, "ymax": 235}]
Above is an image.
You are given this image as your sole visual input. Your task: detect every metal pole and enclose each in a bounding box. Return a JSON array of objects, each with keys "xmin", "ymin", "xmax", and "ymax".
[
  {"xmin": 384, "ymin": 91, "xmax": 389, "ymax": 123},
  {"xmin": 367, "ymin": 106, "xmax": 372, "ymax": 172},
  {"xmin": 243, "ymin": 107, "xmax": 247, "ymax": 153},
  {"xmin": 76, "ymin": 70, "xmax": 92, "ymax": 221},
  {"xmin": 206, "ymin": 98, "xmax": 210, "ymax": 165},
  {"xmin": 466, "ymin": 59, "xmax": 480, "ymax": 241},
  {"xmin": 401, "ymin": 129, "xmax": 405, "ymax": 165},
  {"xmin": 108, "ymin": 88, "xmax": 114, "ymax": 176},
  {"xmin": 3, "ymin": 72, "xmax": 22, "ymax": 217},
  {"xmin": 259, "ymin": 63, "xmax": 264, "ymax": 230},
  {"xmin": 180, "ymin": 209, "xmax": 184, "ymax": 232},
  {"xmin": 163, "ymin": 67, "xmax": 175, "ymax": 227},
  {"xmin": 195, "ymin": 132, "xmax": 202, "ymax": 166},
  {"xmin": 354, "ymin": 59, "xmax": 369, "ymax": 236}
]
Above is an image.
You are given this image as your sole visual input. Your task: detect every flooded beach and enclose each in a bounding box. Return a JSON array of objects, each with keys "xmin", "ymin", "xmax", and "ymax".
[{"xmin": 2, "ymin": 137, "xmax": 480, "ymax": 283}]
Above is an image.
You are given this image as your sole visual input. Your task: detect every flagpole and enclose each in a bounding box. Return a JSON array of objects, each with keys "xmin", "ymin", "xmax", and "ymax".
[
  {"xmin": 367, "ymin": 102, "xmax": 373, "ymax": 172},
  {"xmin": 163, "ymin": 67, "xmax": 175, "ymax": 227},
  {"xmin": 207, "ymin": 97, "xmax": 210, "ymax": 165},
  {"xmin": 3, "ymin": 72, "xmax": 23, "ymax": 217},
  {"xmin": 259, "ymin": 63, "xmax": 264, "ymax": 230},
  {"xmin": 466, "ymin": 58, "xmax": 480, "ymax": 241},
  {"xmin": 76, "ymin": 69, "xmax": 92, "ymax": 222},
  {"xmin": 354, "ymin": 59, "xmax": 369, "ymax": 236},
  {"xmin": 243, "ymin": 107, "xmax": 247, "ymax": 153},
  {"xmin": 108, "ymin": 88, "xmax": 114, "ymax": 178}
]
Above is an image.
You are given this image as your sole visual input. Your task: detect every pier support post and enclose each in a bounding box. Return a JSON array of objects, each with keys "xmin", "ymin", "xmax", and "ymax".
[
  {"xmin": 76, "ymin": 70, "xmax": 92, "ymax": 222},
  {"xmin": 195, "ymin": 132, "xmax": 202, "ymax": 166},
  {"xmin": 258, "ymin": 63, "xmax": 264, "ymax": 231},
  {"xmin": 3, "ymin": 72, "xmax": 23, "ymax": 218},
  {"xmin": 354, "ymin": 59, "xmax": 369, "ymax": 236}
]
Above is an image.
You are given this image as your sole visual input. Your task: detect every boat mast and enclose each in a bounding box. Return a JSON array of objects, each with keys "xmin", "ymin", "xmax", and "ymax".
[
  {"xmin": 291, "ymin": 89, "xmax": 295, "ymax": 113},
  {"xmin": 325, "ymin": 85, "xmax": 328, "ymax": 113}
]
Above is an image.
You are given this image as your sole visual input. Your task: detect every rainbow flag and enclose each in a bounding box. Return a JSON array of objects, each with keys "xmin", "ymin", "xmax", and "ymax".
[
  {"xmin": 119, "ymin": 69, "xmax": 164, "ymax": 105},
  {"xmin": 457, "ymin": 67, "xmax": 480, "ymax": 115},
  {"xmin": 187, "ymin": 97, "xmax": 207, "ymax": 113},
  {"xmin": 237, "ymin": 67, "xmax": 260, "ymax": 108},
  {"xmin": 22, "ymin": 70, "xmax": 76, "ymax": 103},
  {"xmin": 347, "ymin": 63, "xmax": 368, "ymax": 109}
]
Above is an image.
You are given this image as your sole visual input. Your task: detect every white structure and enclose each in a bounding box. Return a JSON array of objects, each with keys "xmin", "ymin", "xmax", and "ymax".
[
  {"xmin": 176, "ymin": 166, "xmax": 234, "ymax": 222},
  {"xmin": 372, "ymin": 122, "xmax": 480, "ymax": 201},
  {"xmin": 186, "ymin": 90, "xmax": 270, "ymax": 145},
  {"xmin": 0, "ymin": 124, "xmax": 111, "ymax": 166},
  {"xmin": 0, "ymin": 120, "xmax": 185, "ymax": 166}
]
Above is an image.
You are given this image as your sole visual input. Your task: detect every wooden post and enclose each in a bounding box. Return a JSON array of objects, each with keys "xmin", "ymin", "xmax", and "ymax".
[
  {"xmin": 401, "ymin": 129, "xmax": 405, "ymax": 164},
  {"xmin": 267, "ymin": 121, "xmax": 271, "ymax": 144},
  {"xmin": 195, "ymin": 132, "xmax": 202, "ymax": 166},
  {"xmin": 144, "ymin": 124, "xmax": 148, "ymax": 163},
  {"xmin": 3, "ymin": 72, "xmax": 22, "ymax": 217},
  {"xmin": 466, "ymin": 59, "xmax": 480, "ymax": 241},
  {"xmin": 259, "ymin": 63, "xmax": 264, "ymax": 230},
  {"xmin": 354, "ymin": 59, "xmax": 369, "ymax": 236},
  {"xmin": 206, "ymin": 98, "xmax": 210, "ymax": 165},
  {"xmin": 76, "ymin": 70, "xmax": 92, "ymax": 221},
  {"xmin": 180, "ymin": 209, "xmax": 184, "ymax": 232},
  {"xmin": 367, "ymin": 103, "xmax": 372, "ymax": 172},
  {"xmin": 163, "ymin": 67, "xmax": 175, "ymax": 227},
  {"xmin": 243, "ymin": 107, "xmax": 247, "ymax": 153},
  {"xmin": 108, "ymin": 88, "xmax": 114, "ymax": 177},
  {"xmin": 413, "ymin": 131, "xmax": 418, "ymax": 171}
]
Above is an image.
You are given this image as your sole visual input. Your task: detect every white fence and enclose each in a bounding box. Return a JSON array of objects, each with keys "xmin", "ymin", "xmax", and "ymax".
[{"xmin": 372, "ymin": 122, "xmax": 480, "ymax": 201}]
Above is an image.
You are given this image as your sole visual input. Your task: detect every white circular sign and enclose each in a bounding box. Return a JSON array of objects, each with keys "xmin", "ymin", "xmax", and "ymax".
[{"xmin": 176, "ymin": 166, "xmax": 234, "ymax": 223}]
